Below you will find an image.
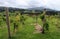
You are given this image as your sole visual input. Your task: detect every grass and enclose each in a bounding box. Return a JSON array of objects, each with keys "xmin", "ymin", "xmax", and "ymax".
[{"xmin": 0, "ymin": 13, "xmax": 60, "ymax": 39}]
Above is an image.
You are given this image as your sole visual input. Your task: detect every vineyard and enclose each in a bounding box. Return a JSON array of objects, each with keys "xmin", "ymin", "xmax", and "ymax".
[{"xmin": 0, "ymin": 11, "xmax": 60, "ymax": 39}]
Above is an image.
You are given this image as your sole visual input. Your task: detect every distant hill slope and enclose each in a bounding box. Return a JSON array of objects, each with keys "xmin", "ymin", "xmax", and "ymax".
[
  {"xmin": 0, "ymin": 7, "xmax": 25, "ymax": 12},
  {"xmin": 28, "ymin": 7, "xmax": 57, "ymax": 11},
  {"xmin": 0, "ymin": 6, "xmax": 60, "ymax": 15},
  {"xmin": 0, "ymin": 6, "xmax": 59, "ymax": 11}
]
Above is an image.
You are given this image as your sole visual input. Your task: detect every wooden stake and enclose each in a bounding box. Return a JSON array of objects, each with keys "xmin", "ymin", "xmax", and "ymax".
[
  {"xmin": 5, "ymin": 7, "xmax": 11, "ymax": 39},
  {"xmin": 36, "ymin": 14, "xmax": 38, "ymax": 23}
]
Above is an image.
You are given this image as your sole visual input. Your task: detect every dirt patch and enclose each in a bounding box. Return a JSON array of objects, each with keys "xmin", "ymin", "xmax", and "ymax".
[{"xmin": 32, "ymin": 23, "xmax": 43, "ymax": 34}]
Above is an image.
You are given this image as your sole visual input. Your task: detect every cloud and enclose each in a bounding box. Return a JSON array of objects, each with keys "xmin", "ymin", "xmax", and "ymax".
[
  {"xmin": 0, "ymin": 0, "xmax": 48, "ymax": 8},
  {"xmin": 0, "ymin": 0, "xmax": 30, "ymax": 8},
  {"xmin": 0, "ymin": 0, "xmax": 60, "ymax": 10},
  {"xmin": 46, "ymin": 0, "xmax": 60, "ymax": 10},
  {"xmin": 28, "ymin": 0, "xmax": 43, "ymax": 7}
]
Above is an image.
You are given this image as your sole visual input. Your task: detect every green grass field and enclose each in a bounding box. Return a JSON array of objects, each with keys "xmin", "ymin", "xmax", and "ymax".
[{"xmin": 0, "ymin": 12, "xmax": 60, "ymax": 39}]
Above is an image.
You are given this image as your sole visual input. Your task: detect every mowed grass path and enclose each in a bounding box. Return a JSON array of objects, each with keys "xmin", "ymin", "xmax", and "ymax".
[{"xmin": 0, "ymin": 15, "xmax": 60, "ymax": 39}]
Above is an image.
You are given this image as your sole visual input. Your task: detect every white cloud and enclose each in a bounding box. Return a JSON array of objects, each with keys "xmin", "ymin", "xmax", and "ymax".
[
  {"xmin": 0, "ymin": 0, "xmax": 60, "ymax": 10},
  {"xmin": 46, "ymin": 0, "xmax": 60, "ymax": 10}
]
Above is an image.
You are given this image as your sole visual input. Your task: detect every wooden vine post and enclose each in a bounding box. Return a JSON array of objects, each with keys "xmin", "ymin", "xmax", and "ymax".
[
  {"xmin": 5, "ymin": 7, "xmax": 11, "ymax": 39},
  {"xmin": 42, "ymin": 9, "xmax": 46, "ymax": 34},
  {"xmin": 36, "ymin": 13, "xmax": 38, "ymax": 23}
]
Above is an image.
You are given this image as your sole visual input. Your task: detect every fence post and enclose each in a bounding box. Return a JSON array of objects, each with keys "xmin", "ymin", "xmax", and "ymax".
[{"xmin": 5, "ymin": 7, "xmax": 11, "ymax": 39}]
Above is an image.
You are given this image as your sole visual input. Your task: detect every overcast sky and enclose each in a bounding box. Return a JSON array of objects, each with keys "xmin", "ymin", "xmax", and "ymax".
[{"xmin": 0, "ymin": 0, "xmax": 60, "ymax": 10}]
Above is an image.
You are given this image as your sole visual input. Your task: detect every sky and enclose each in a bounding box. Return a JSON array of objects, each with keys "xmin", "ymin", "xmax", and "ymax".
[{"xmin": 0, "ymin": 0, "xmax": 60, "ymax": 10}]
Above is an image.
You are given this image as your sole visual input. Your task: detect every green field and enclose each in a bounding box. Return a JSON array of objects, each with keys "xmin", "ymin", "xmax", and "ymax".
[{"xmin": 0, "ymin": 12, "xmax": 60, "ymax": 39}]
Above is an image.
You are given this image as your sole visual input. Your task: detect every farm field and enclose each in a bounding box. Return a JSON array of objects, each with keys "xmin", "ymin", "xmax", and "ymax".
[{"xmin": 0, "ymin": 12, "xmax": 60, "ymax": 39}]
